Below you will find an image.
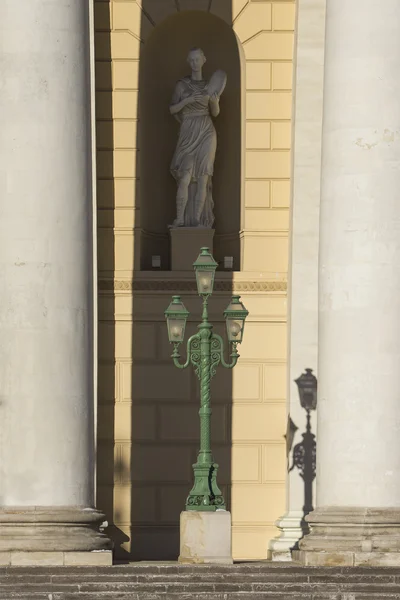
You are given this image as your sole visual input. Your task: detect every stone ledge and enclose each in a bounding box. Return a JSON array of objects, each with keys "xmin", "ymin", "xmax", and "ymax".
[
  {"xmin": 295, "ymin": 549, "xmax": 400, "ymax": 567},
  {"xmin": 296, "ymin": 506, "xmax": 400, "ymax": 566},
  {"xmin": 0, "ymin": 551, "xmax": 112, "ymax": 566}
]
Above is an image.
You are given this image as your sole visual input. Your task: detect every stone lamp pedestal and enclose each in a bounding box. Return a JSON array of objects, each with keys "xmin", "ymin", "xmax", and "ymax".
[{"xmin": 179, "ymin": 511, "xmax": 233, "ymax": 564}]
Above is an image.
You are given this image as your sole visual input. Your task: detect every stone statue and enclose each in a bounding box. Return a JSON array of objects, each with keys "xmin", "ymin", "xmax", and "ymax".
[{"xmin": 169, "ymin": 48, "xmax": 227, "ymax": 229}]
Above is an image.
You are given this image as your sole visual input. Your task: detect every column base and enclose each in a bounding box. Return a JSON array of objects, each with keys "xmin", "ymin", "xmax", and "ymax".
[
  {"xmin": 295, "ymin": 507, "xmax": 400, "ymax": 566},
  {"xmin": 179, "ymin": 510, "xmax": 233, "ymax": 564},
  {"xmin": 0, "ymin": 507, "xmax": 112, "ymax": 555},
  {"xmin": 0, "ymin": 551, "xmax": 112, "ymax": 566},
  {"xmin": 268, "ymin": 511, "xmax": 305, "ymax": 561}
]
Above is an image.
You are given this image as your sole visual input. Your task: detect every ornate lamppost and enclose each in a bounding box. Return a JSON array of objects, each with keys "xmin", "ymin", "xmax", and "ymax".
[{"xmin": 164, "ymin": 247, "xmax": 248, "ymax": 511}]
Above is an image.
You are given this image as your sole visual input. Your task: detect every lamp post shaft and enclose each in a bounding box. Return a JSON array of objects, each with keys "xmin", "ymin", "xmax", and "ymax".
[
  {"xmin": 198, "ymin": 297, "xmax": 212, "ymax": 465},
  {"xmin": 199, "ymin": 326, "xmax": 212, "ymax": 464},
  {"xmin": 185, "ymin": 298, "xmax": 225, "ymax": 511}
]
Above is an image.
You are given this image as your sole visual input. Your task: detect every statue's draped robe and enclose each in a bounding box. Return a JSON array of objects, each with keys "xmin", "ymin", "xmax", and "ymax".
[{"xmin": 170, "ymin": 77, "xmax": 216, "ymax": 228}]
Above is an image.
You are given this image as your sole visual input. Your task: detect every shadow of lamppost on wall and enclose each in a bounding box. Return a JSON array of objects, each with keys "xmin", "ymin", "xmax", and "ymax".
[{"xmin": 289, "ymin": 368, "xmax": 317, "ymax": 538}]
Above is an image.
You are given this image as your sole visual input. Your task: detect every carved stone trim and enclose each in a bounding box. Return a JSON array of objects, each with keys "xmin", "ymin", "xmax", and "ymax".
[
  {"xmin": 0, "ymin": 507, "xmax": 112, "ymax": 552},
  {"xmin": 98, "ymin": 280, "xmax": 287, "ymax": 293},
  {"xmin": 295, "ymin": 507, "xmax": 400, "ymax": 566}
]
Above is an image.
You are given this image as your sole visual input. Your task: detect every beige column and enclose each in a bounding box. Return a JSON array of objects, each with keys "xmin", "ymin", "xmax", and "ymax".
[
  {"xmin": 297, "ymin": 0, "xmax": 400, "ymax": 566},
  {"xmin": 0, "ymin": 0, "xmax": 111, "ymax": 565}
]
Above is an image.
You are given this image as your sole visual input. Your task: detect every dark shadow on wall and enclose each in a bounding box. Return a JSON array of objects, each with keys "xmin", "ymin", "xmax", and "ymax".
[
  {"xmin": 289, "ymin": 368, "xmax": 317, "ymax": 544},
  {"xmin": 93, "ymin": 2, "xmax": 130, "ymax": 560},
  {"xmin": 125, "ymin": 1, "xmax": 235, "ymax": 561}
]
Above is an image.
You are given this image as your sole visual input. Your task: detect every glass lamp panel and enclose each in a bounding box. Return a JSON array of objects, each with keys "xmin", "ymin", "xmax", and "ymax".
[
  {"xmin": 195, "ymin": 268, "xmax": 215, "ymax": 295},
  {"xmin": 164, "ymin": 295, "xmax": 189, "ymax": 343},
  {"xmin": 167, "ymin": 317, "xmax": 186, "ymax": 343},
  {"xmin": 223, "ymin": 295, "xmax": 249, "ymax": 344},
  {"xmin": 226, "ymin": 317, "xmax": 244, "ymax": 343}
]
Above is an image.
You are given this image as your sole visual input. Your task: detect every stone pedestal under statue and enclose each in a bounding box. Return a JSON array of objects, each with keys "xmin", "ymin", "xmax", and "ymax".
[{"xmin": 170, "ymin": 228, "xmax": 214, "ymax": 271}]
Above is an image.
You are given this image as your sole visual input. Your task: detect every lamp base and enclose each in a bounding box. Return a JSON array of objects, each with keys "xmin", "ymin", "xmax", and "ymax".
[
  {"xmin": 179, "ymin": 510, "xmax": 233, "ymax": 564},
  {"xmin": 170, "ymin": 228, "xmax": 214, "ymax": 271},
  {"xmin": 185, "ymin": 461, "xmax": 225, "ymax": 511}
]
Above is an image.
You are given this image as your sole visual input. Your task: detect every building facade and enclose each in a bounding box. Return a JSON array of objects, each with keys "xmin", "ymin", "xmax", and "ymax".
[{"xmin": 2, "ymin": 0, "xmax": 400, "ymax": 567}]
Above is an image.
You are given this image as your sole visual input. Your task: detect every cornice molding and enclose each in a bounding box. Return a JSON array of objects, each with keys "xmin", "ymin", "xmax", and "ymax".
[{"xmin": 98, "ymin": 280, "xmax": 287, "ymax": 293}]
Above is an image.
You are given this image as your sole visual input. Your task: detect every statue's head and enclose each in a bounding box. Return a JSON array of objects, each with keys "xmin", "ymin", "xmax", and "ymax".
[{"xmin": 187, "ymin": 47, "xmax": 206, "ymax": 73}]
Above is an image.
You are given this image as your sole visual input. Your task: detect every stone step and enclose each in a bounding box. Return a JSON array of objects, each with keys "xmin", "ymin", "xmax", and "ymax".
[
  {"xmin": 1, "ymin": 568, "xmax": 400, "ymax": 582},
  {"xmin": 0, "ymin": 595, "xmax": 308, "ymax": 600},
  {"xmin": 3, "ymin": 564, "xmax": 400, "ymax": 574},
  {"xmin": 2, "ymin": 565, "xmax": 400, "ymax": 600},
  {"xmin": 9, "ymin": 575, "xmax": 400, "ymax": 584},
  {"xmin": 3, "ymin": 581, "xmax": 400, "ymax": 591},
  {"xmin": 0, "ymin": 592, "xmax": 398, "ymax": 598}
]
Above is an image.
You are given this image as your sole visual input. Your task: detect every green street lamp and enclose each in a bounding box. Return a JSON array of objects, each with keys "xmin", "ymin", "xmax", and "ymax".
[{"xmin": 165, "ymin": 247, "xmax": 249, "ymax": 511}]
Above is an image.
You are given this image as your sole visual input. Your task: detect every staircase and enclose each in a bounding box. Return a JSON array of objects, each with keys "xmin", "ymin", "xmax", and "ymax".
[{"xmin": 1, "ymin": 562, "xmax": 400, "ymax": 599}]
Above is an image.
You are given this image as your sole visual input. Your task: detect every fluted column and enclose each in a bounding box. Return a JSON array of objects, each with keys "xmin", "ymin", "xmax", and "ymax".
[
  {"xmin": 297, "ymin": 0, "xmax": 400, "ymax": 566},
  {"xmin": 0, "ymin": 0, "xmax": 111, "ymax": 565}
]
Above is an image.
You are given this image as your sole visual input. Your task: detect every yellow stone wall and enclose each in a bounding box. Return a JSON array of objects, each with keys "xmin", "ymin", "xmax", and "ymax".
[{"xmin": 95, "ymin": 0, "xmax": 295, "ymax": 560}]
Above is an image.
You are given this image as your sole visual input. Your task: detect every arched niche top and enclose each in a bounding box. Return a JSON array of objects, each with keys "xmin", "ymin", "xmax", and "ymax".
[{"xmin": 139, "ymin": 9, "xmax": 243, "ymax": 270}]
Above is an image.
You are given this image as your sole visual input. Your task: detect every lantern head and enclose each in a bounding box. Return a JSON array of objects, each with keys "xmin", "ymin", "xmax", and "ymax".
[
  {"xmin": 165, "ymin": 295, "xmax": 189, "ymax": 343},
  {"xmin": 223, "ymin": 295, "xmax": 249, "ymax": 343},
  {"xmin": 193, "ymin": 247, "xmax": 218, "ymax": 296}
]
